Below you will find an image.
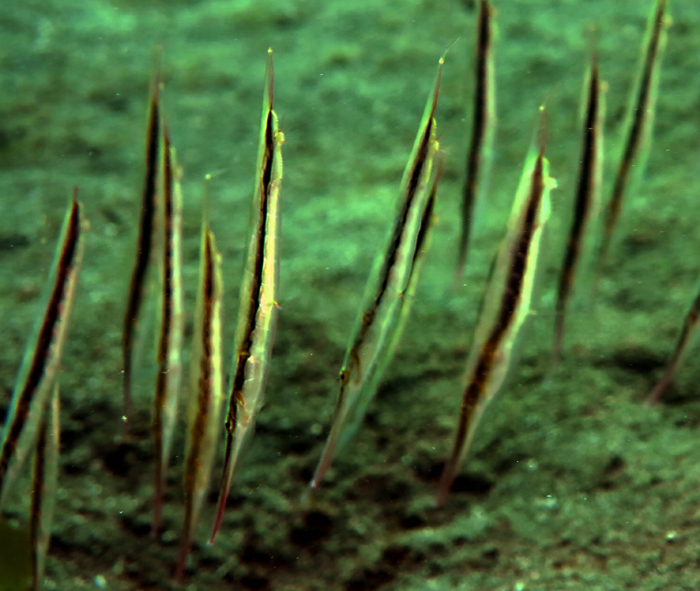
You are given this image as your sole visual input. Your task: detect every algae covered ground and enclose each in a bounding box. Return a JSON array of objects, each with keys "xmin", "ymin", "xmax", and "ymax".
[{"xmin": 1, "ymin": 0, "xmax": 700, "ymax": 589}]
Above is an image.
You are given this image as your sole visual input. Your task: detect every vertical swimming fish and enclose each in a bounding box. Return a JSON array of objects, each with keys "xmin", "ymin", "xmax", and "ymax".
[
  {"xmin": 309, "ymin": 55, "xmax": 443, "ymax": 491},
  {"xmin": 175, "ymin": 221, "xmax": 223, "ymax": 582},
  {"xmin": 152, "ymin": 126, "xmax": 184, "ymax": 535},
  {"xmin": 596, "ymin": 0, "xmax": 669, "ymax": 279},
  {"xmin": 552, "ymin": 52, "xmax": 605, "ymax": 367},
  {"xmin": 457, "ymin": 0, "xmax": 496, "ymax": 279},
  {"xmin": 29, "ymin": 386, "xmax": 59, "ymax": 591},
  {"xmin": 122, "ymin": 66, "xmax": 161, "ymax": 426},
  {"xmin": 648, "ymin": 286, "xmax": 700, "ymax": 405},
  {"xmin": 0, "ymin": 196, "xmax": 83, "ymax": 504},
  {"xmin": 210, "ymin": 49, "xmax": 283, "ymax": 544},
  {"xmin": 331, "ymin": 154, "xmax": 446, "ymax": 477},
  {"xmin": 385, "ymin": 153, "xmax": 443, "ymax": 347},
  {"xmin": 437, "ymin": 119, "xmax": 555, "ymax": 506}
]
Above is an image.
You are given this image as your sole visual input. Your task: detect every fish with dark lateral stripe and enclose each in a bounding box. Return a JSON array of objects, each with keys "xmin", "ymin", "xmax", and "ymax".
[
  {"xmin": 310, "ymin": 54, "xmax": 444, "ymax": 491},
  {"xmin": 552, "ymin": 50, "xmax": 605, "ymax": 368},
  {"xmin": 175, "ymin": 219, "xmax": 223, "ymax": 582},
  {"xmin": 0, "ymin": 195, "xmax": 83, "ymax": 505},
  {"xmin": 152, "ymin": 125, "xmax": 185, "ymax": 535},
  {"xmin": 210, "ymin": 49, "xmax": 283, "ymax": 544},
  {"xmin": 596, "ymin": 0, "xmax": 669, "ymax": 283},
  {"xmin": 122, "ymin": 63, "xmax": 161, "ymax": 429},
  {"xmin": 457, "ymin": 0, "xmax": 496, "ymax": 279},
  {"xmin": 437, "ymin": 116, "xmax": 555, "ymax": 506}
]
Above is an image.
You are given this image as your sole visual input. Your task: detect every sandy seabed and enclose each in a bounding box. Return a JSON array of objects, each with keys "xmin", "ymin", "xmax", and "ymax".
[{"xmin": 1, "ymin": 0, "xmax": 700, "ymax": 589}]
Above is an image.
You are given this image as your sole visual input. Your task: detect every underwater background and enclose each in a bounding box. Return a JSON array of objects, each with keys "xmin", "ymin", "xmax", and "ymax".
[{"xmin": 1, "ymin": 0, "xmax": 700, "ymax": 589}]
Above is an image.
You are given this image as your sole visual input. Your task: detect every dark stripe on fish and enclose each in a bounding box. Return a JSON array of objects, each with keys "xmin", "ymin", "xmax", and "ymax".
[
  {"xmin": 176, "ymin": 229, "xmax": 216, "ymax": 580},
  {"xmin": 409, "ymin": 157, "xmax": 443, "ymax": 275},
  {"xmin": 599, "ymin": 0, "xmax": 666, "ymax": 271},
  {"xmin": 227, "ymin": 108, "xmax": 275, "ymax": 432},
  {"xmin": 458, "ymin": 0, "xmax": 493, "ymax": 275},
  {"xmin": 152, "ymin": 127, "xmax": 174, "ymax": 534},
  {"xmin": 122, "ymin": 75, "xmax": 160, "ymax": 422},
  {"xmin": 554, "ymin": 60, "xmax": 601, "ymax": 359},
  {"xmin": 440, "ymin": 153, "xmax": 545, "ymax": 497},
  {"xmin": 343, "ymin": 110, "xmax": 438, "ymax": 389},
  {"xmin": 0, "ymin": 199, "xmax": 81, "ymax": 491}
]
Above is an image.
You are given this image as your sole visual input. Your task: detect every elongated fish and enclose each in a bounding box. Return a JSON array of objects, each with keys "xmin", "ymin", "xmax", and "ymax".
[
  {"xmin": 175, "ymin": 222, "xmax": 223, "ymax": 581},
  {"xmin": 209, "ymin": 50, "xmax": 283, "ymax": 544},
  {"xmin": 122, "ymin": 66, "xmax": 161, "ymax": 426},
  {"xmin": 597, "ymin": 0, "xmax": 669, "ymax": 280},
  {"xmin": 327, "ymin": 155, "xmax": 445, "ymax": 484},
  {"xmin": 437, "ymin": 122, "xmax": 555, "ymax": 506},
  {"xmin": 29, "ymin": 385, "xmax": 59, "ymax": 591},
  {"xmin": 152, "ymin": 126, "xmax": 184, "ymax": 534},
  {"xmin": 0, "ymin": 196, "xmax": 83, "ymax": 504},
  {"xmin": 552, "ymin": 52, "xmax": 605, "ymax": 367},
  {"xmin": 457, "ymin": 0, "xmax": 496, "ymax": 279},
  {"xmin": 309, "ymin": 55, "xmax": 443, "ymax": 491},
  {"xmin": 649, "ymin": 286, "xmax": 700, "ymax": 405},
  {"xmin": 348, "ymin": 153, "xmax": 445, "ymax": 435}
]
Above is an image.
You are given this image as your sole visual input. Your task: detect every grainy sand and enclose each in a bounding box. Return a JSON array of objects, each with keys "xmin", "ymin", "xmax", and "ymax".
[{"xmin": 1, "ymin": 1, "xmax": 699, "ymax": 589}]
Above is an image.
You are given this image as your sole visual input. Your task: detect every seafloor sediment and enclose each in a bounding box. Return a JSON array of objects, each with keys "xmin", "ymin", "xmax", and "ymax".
[{"xmin": 1, "ymin": 0, "xmax": 700, "ymax": 590}]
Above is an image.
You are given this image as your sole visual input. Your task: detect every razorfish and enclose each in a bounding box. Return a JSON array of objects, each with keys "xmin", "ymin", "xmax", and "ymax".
[
  {"xmin": 0, "ymin": 196, "xmax": 83, "ymax": 505},
  {"xmin": 175, "ymin": 219, "xmax": 223, "ymax": 581},
  {"xmin": 152, "ymin": 126, "xmax": 185, "ymax": 534},
  {"xmin": 552, "ymin": 51, "xmax": 605, "ymax": 367},
  {"xmin": 210, "ymin": 49, "xmax": 283, "ymax": 544},
  {"xmin": 122, "ymin": 64, "xmax": 161, "ymax": 426},
  {"xmin": 649, "ymin": 285, "xmax": 700, "ymax": 405},
  {"xmin": 597, "ymin": 0, "xmax": 669, "ymax": 280},
  {"xmin": 29, "ymin": 386, "xmax": 60, "ymax": 591},
  {"xmin": 457, "ymin": 0, "xmax": 496, "ymax": 279},
  {"xmin": 309, "ymin": 54, "xmax": 444, "ymax": 491},
  {"xmin": 437, "ymin": 118, "xmax": 555, "ymax": 506}
]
